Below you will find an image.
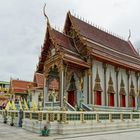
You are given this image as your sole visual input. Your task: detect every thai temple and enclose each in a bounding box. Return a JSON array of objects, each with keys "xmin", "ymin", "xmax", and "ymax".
[
  {"xmin": 1, "ymin": 10, "xmax": 140, "ymax": 136},
  {"xmin": 36, "ymin": 11, "xmax": 140, "ymax": 111}
]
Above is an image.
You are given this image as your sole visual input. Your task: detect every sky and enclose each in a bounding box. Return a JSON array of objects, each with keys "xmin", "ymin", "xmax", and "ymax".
[{"xmin": 0, "ymin": 0, "xmax": 140, "ymax": 82}]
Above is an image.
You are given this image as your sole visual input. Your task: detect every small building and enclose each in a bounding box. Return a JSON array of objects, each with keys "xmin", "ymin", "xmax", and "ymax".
[
  {"xmin": 28, "ymin": 73, "xmax": 44, "ymax": 108},
  {"xmin": 9, "ymin": 79, "xmax": 32, "ymax": 102}
]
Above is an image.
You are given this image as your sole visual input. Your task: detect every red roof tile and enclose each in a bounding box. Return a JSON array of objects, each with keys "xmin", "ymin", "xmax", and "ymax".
[
  {"xmin": 37, "ymin": 28, "xmax": 88, "ymax": 72},
  {"xmin": 10, "ymin": 80, "xmax": 32, "ymax": 93},
  {"xmin": 51, "ymin": 29, "xmax": 77, "ymax": 53},
  {"xmin": 69, "ymin": 14, "xmax": 139, "ymax": 58}
]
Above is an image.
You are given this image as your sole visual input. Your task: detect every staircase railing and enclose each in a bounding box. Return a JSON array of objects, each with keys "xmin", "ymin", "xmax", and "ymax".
[
  {"xmin": 65, "ymin": 101, "xmax": 76, "ymax": 111},
  {"xmin": 81, "ymin": 103, "xmax": 93, "ymax": 111}
]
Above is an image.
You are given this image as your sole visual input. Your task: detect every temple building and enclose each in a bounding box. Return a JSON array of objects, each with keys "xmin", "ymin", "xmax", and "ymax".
[{"xmin": 36, "ymin": 11, "xmax": 140, "ymax": 110}]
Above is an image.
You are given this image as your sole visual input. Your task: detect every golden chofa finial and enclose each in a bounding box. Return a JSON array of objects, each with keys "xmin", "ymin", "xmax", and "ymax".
[
  {"xmin": 128, "ymin": 29, "xmax": 131, "ymax": 41},
  {"xmin": 43, "ymin": 3, "xmax": 50, "ymax": 27}
]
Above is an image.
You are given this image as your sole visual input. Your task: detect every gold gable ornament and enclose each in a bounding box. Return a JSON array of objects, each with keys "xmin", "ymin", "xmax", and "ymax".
[
  {"xmin": 107, "ymin": 72, "xmax": 115, "ymax": 94},
  {"xmin": 94, "ymin": 68, "xmax": 102, "ymax": 92},
  {"xmin": 119, "ymin": 76, "xmax": 126, "ymax": 95}
]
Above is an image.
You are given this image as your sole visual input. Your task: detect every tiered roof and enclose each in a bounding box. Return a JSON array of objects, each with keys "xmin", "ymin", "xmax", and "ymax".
[{"xmin": 37, "ymin": 11, "xmax": 140, "ymax": 73}]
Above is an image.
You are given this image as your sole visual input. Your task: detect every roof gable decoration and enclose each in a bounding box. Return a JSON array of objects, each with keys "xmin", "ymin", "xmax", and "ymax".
[
  {"xmin": 129, "ymin": 78, "xmax": 135, "ymax": 97},
  {"xmin": 67, "ymin": 12, "xmax": 139, "ymax": 59},
  {"xmin": 64, "ymin": 11, "xmax": 91, "ymax": 60},
  {"xmin": 42, "ymin": 4, "xmax": 61, "ymax": 57},
  {"xmin": 94, "ymin": 68, "xmax": 103, "ymax": 92},
  {"xmin": 119, "ymin": 75, "xmax": 126, "ymax": 95},
  {"xmin": 107, "ymin": 72, "xmax": 115, "ymax": 94}
]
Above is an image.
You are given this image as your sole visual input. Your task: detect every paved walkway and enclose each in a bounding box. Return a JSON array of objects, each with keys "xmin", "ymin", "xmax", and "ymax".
[{"xmin": 1, "ymin": 123, "xmax": 140, "ymax": 140}]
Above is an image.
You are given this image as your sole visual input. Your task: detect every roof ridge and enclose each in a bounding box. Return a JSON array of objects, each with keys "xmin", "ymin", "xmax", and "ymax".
[
  {"xmin": 70, "ymin": 12, "xmax": 127, "ymax": 42},
  {"xmin": 11, "ymin": 79, "xmax": 32, "ymax": 83}
]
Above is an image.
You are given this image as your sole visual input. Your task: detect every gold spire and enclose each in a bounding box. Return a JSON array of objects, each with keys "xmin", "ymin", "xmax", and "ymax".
[
  {"xmin": 94, "ymin": 68, "xmax": 102, "ymax": 92},
  {"xmin": 107, "ymin": 72, "xmax": 115, "ymax": 94}
]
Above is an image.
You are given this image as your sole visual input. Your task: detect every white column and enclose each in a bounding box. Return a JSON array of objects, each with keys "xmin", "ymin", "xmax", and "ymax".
[
  {"xmin": 136, "ymin": 73, "xmax": 139, "ymax": 110},
  {"xmin": 88, "ymin": 75, "xmax": 91, "ymax": 104},
  {"xmin": 60, "ymin": 66, "xmax": 64, "ymax": 107},
  {"xmin": 43, "ymin": 77, "xmax": 48, "ymax": 107}
]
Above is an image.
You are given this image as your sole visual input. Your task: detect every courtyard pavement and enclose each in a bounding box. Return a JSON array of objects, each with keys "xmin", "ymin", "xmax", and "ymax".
[{"xmin": 0, "ymin": 123, "xmax": 140, "ymax": 140}]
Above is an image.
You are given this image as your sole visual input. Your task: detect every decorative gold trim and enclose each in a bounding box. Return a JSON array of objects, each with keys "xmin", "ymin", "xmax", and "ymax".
[
  {"xmin": 107, "ymin": 72, "xmax": 115, "ymax": 94},
  {"xmin": 119, "ymin": 75, "xmax": 126, "ymax": 95},
  {"xmin": 93, "ymin": 68, "xmax": 103, "ymax": 92}
]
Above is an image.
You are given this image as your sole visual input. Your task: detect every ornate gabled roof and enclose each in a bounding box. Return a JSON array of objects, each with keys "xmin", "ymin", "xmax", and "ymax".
[
  {"xmin": 129, "ymin": 78, "xmax": 135, "ymax": 97},
  {"xmin": 66, "ymin": 13, "xmax": 139, "ymax": 58},
  {"xmin": 119, "ymin": 76, "xmax": 126, "ymax": 95},
  {"xmin": 107, "ymin": 72, "xmax": 115, "ymax": 94},
  {"xmin": 94, "ymin": 68, "xmax": 102, "ymax": 92},
  {"xmin": 37, "ymin": 11, "xmax": 140, "ymax": 73},
  {"xmin": 64, "ymin": 12, "xmax": 140, "ymax": 70},
  {"xmin": 37, "ymin": 26, "xmax": 89, "ymax": 73}
]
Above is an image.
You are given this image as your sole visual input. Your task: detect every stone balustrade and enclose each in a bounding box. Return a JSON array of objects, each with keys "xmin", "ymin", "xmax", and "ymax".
[{"xmin": 1, "ymin": 110, "xmax": 140, "ymax": 134}]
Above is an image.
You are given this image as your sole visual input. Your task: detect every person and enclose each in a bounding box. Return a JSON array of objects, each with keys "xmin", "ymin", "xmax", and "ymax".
[{"xmin": 41, "ymin": 124, "xmax": 50, "ymax": 136}]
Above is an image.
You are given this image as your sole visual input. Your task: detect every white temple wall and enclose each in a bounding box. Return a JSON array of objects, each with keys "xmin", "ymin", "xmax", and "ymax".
[
  {"xmin": 91, "ymin": 59, "xmax": 139, "ymax": 108},
  {"xmin": 92, "ymin": 60, "xmax": 104, "ymax": 106}
]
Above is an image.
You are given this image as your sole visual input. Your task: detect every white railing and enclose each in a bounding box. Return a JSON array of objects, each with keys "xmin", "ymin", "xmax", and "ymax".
[
  {"xmin": 1, "ymin": 109, "xmax": 140, "ymax": 124},
  {"xmin": 89, "ymin": 105, "xmax": 134, "ymax": 112}
]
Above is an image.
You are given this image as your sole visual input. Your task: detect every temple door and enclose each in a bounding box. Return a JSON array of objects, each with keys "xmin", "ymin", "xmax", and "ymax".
[
  {"xmin": 122, "ymin": 95, "xmax": 126, "ymax": 107},
  {"xmin": 109, "ymin": 93, "xmax": 114, "ymax": 107},
  {"xmin": 68, "ymin": 91, "xmax": 75, "ymax": 107},
  {"xmin": 96, "ymin": 91, "xmax": 101, "ymax": 105},
  {"xmin": 132, "ymin": 96, "xmax": 135, "ymax": 107}
]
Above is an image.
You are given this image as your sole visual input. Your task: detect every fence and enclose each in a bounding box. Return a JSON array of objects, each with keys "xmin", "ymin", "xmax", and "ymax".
[{"xmin": 0, "ymin": 110, "xmax": 140, "ymax": 124}]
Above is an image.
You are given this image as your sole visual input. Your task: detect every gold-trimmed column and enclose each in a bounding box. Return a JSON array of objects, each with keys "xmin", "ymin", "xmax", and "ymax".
[
  {"xmin": 135, "ymin": 72, "xmax": 139, "ymax": 110},
  {"xmin": 115, "ymin": 67, "xmax": 119, "ymax": 107},
  {"xmin": 126, "ymin": 70, "xmax": 131, "ymax": 107},
  {"xmin": 103, "ymin": 63, "xmax": 107, "ymax": 106},
  {"xmin": 88, "ymin": 69, "xmax": 92, "ymax": 104},
  {"xmin": 60, "ymin": 61, "xmax": 64, "ymax": 108}
]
